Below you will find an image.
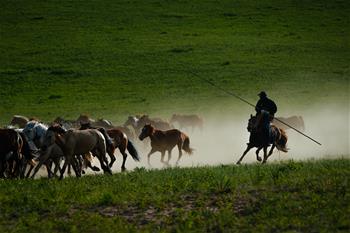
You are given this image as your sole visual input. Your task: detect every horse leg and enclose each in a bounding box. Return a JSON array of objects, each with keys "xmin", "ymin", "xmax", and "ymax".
[
  {"xmin": 167, "ymin": 149, "xmax": 172, "ymax": 165},
  {"xmin": 268, "ymin": 145, "xmax": 276, "ymax": 157},
  {"xmin": 93, "ymin": 149, "xmax": 111, "ymax": 175},
  {"xmin": 108, "ymin": 152, "xmax": 116, "ymax": 168},
  {"xmin": 160, "ymin": 151, "xmax": 167, "ymax": 166},
  {"xmin": 236, "ymin": 144, "xmax": 253, "ymax": 165},
  {"xmin": 175, "ymin": 143, "xmax": 183, "ymax": 166},
  {"xmin": 71, "ymin": 156, "xmax": 81, "ymax": 178},
  {"xmin": 59, "ymin": 156, "xmax": 70, "ymax": 180},
  {"xmin": 118, "ymin": 140, "xmax": 128, "ymax": 171},
  {"xmin": 256, "ymin": 147, "xmax": 263, "ymax": 162},
  {"xmin": 121, "ymin": 151, "xmax": 128, "ymax": 172},
  {"xmin": 147, "ymin": 148, "xmax": 157, "ymax": 167},
  {"xmin": 67, "ymin": 164, "xmax": 72, "ymax": 176},
  {"xmin": 25, "ymin": 164, "xmax": 34, "ymax": 178},
  {"xmin": 262, "ymin": 147, "xmax": 268, "ymax": 164},
  {"xmin": 30, "ymin": 153, "xmax": 51, "ymax": 179},
  {"xmin": 45, "ymin": 161, "xmax": 54, "ymax": 178}
]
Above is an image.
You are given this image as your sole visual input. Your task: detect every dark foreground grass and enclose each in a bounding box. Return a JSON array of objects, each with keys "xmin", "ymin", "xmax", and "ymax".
[
  {"xmin": 0, "ymin": 159, "xmax": 349, "ymax": 232},
  {"xmin": 0, "ymin": 0, "xmax": 349, "ymax": 125}
]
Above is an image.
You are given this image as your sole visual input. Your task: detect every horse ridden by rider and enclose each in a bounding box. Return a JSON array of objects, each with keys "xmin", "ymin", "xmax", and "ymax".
[{"xmin": 236, "ymin": 91, "xmax": 288, "ymax": 164}]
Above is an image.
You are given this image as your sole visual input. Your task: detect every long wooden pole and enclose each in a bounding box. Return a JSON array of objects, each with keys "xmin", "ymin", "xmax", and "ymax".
[{"xmin": 186, "ymin": 69, "xmax": 322, "ymax": 146}]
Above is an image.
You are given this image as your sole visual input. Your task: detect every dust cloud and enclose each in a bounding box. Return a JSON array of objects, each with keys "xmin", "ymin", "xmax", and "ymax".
[
  {"xmin": 104, "ymin": 103, "xmax": 349, "ymax": 172},
  {"xmin": 34, "ymin": 103, "xmax": 349, "ymax": 177}
]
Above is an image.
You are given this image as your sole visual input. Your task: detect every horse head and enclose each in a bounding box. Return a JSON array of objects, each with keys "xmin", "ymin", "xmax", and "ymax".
[
  {"xmin": 138, "ymin": 124, "xmax": 154, "ymax": 141},
  {"xmin": 247, "ymin": 114, "xmax": 256, "ymax": 132},
  {"xmin": 42, "ymin": 124, "xmax": 66, "ymax": 151}
]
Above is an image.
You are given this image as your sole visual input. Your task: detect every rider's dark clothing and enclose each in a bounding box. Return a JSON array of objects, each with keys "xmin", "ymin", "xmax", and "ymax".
[{"xmin": 255, "ymin": 97, "xmax": 277, "ymax": 119}]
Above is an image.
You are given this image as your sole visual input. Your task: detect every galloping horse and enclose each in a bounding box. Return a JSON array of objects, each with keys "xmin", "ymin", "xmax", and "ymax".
[
  {"xmin": 106, "ymin": 129, "xmax": 140, "ymax": 171},
  {"xmin": 236, "ymin": 111, "xmax": 288, "ymax": 164},
  {"xmin": 42, "ymin": 125, "xmax": 112, "ymax": 179},
  {"xmin": 170, "ymin": 114, "xmax": 203, "ymax": 132},
  {"xmin": 139, "ymin": 124, "xmax": 193, "ymax": 166},
  {"xmin": 0, "ymin": 129, "xmax": 24, "ymax": 178}
]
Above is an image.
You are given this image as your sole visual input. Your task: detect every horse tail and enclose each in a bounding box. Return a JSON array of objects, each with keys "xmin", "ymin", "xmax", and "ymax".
[
  {"xmin": 276, "ymin": 128, "xmax": 288, "ymax": 153},
  {"xmin": 127, "ymin": 140, "xmax": 140, "ymax": 161},
  {"xmin": 182, "ymin": 136, "xmax": 194, "ymax": 155}
]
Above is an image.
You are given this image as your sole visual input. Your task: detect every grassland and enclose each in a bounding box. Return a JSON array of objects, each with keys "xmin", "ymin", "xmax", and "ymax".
[
  {"xmin": 0, "ymin": 0, "xmax": 349, "ymax": 125},
  {"xmin": 0, "ymin": 159, "xmax": 348, "ymax": 232}
]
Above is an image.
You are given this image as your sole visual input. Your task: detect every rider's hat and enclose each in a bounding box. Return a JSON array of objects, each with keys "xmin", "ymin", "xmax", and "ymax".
[{"xmin": 258, "ymin": 91, "xmax": 267, "ymax": 97}]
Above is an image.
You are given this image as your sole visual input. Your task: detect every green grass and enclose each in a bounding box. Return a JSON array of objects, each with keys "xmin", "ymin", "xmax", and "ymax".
[
  {"xmin": 0, "ymin": 0, "xmax": 349, "ymax": 125},
  {"xmin": 0, "ymin": 159, "xmax": 349, "ymax": 232}
]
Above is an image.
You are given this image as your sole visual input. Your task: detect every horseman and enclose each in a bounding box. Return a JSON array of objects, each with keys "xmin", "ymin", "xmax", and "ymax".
[
  {"xmin": 255, "ymin": 91, "xmax": 277, "ymax": 121},
  {"xmin": 254, "ymin": 91, "xmax": 277, "ymax": 144}
]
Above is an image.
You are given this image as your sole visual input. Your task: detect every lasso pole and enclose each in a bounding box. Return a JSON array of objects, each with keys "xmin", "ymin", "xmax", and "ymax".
[{"xmin": 186, "ymin": 69, "xmax": 322, "ymax": 146}]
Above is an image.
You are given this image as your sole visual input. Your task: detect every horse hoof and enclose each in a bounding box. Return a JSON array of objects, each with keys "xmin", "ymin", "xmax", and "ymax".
[
  {"xmin": 92, "ymin": 166, "xmax": 100, "ymax": 172},
  {"xmin": 236, "ymin": 161, "xmax": 241, "ymax": 165},
  {"xmin": 257, "ymin": 157, "xmax": 262, "ymax": 162},
  {"xmin": 82, "ymin": 170, "xmax": 85, "ymax": 174}
]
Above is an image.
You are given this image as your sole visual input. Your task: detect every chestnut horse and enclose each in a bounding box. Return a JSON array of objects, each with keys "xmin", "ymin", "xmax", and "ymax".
[
  {"xmin": 106, "ymin": 129, "xmax": 140, "ymax": 171},
  {"xmin": 139, "ymin": 124, "xmax": 193, "ymax": 166},
  {"xmin": 236, "ymin": 111, "xmax": 288, "ymax": 164},
  {"xmin": 170, "ymin": 114, "xmax": 203, "ymax": 132}
]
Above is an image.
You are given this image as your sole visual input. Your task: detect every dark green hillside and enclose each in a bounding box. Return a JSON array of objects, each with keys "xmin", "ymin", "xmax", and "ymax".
[{"xmin": 0, "ymin": 0, "xmax": 349, "ymax": 124}]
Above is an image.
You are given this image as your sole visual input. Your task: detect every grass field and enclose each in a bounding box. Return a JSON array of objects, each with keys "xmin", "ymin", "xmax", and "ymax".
[
  {"xmin": 0, "ymin": 159, "xmax": 349, "ymax": 232},
  {"xmin": 0, "ymin": 0, "xmax": 349, "ymax": 125}
]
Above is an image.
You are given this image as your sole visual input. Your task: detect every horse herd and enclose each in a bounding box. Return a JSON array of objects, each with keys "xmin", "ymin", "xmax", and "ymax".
[{"xmin": 0, "ymin": 113, "xmax": 305, "ymax": 179}]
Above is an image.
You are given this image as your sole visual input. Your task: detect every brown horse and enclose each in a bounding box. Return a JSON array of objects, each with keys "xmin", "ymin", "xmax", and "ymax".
[
  {"xmin": 42, "ymin": 125, "xmax": 112, "ymax": 179},
  {"xmin": 0, "ymin": 129, "xmax": 24, "ymax": 178},
  {"xmin": 272, "ymin": 116, "xmax": 305, "ymax": 132},
  {"xmin": 170, "ymin": 114, "xmax": 203, "ymax": 132},
  {"xmin": 139, "ymin": 124, "xmax": 193, "ymax": 166},
  {"xmin": 106, "ymin": 129, "xmax": 140, "ymax": 171},
  {"xmin": 236, "ymin": 111, "xmax": 288, "ymax": 165}
]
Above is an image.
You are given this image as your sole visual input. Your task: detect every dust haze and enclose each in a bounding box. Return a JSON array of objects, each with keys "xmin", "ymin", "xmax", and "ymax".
[
  {"xmin": 33, "ymin": 102, "xmax": 348, "ymax": 177},
  {"xmin": 103, "ymin": 102, "xmax": 349, "ymax": 173}
]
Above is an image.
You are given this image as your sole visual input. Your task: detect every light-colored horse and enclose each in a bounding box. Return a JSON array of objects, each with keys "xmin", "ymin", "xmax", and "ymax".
[
  {"xmin": 10, "ymin": 115, "xmax": 29, "ymax": 128},
  {"xmin": 43, "ymin": 125, "xmax": 112, "ymax": 179}
]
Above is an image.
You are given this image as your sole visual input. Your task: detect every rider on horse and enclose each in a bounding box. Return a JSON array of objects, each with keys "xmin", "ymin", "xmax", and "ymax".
[
  {"xmin": 254, "ymin": 91, "xmax": 277, "ymax": 143},
  {"xmin": 255, "ymin": 91, "xmax": 277, "ymax": 121}
]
